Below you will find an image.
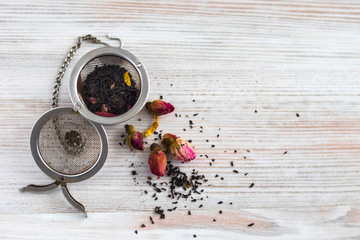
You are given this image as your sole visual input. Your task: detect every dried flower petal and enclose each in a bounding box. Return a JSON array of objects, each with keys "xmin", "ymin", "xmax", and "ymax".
[
  {"xmin": 89, "ymin": 97, "xmax": 97, "ymax": 104},
  {"xmin": 145, "ymin": 115, "xmax": 159, "ymax": 138},
  {"xmin": 95, "ymin": 112, "xmax": 118, "ymax": 117},
  {"xmin": 148, "ymin": 143, "xmax": 167, "ymax": 178},
  {"xmin": 124, "ymin": 71, "xmax": 131, "ymax": 86},
  {"xmin": 146, "ymin": 100, "xmax": 174, "ymax": 116},
  {"xmin": 125, "ymin": 124, "xmax": 144, "ymax": 151}
]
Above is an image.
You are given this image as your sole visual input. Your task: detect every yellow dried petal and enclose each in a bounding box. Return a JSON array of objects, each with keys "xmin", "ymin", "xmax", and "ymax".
[
  {"xmin": 124, "ymin": 71, "xmax": 131, "ymax": 86},
  {"xmin": 145, "ymin": 115, "xmax": 159, "ymax": 138}
]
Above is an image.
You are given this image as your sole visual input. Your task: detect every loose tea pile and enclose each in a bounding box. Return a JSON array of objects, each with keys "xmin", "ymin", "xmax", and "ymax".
[
  {"xmin": 81, "ymin": 65, "xmax": 140, "ymax": 117},
  {"xmin": 124, "ymin": 110, "xmax": 252, "ymax": 237}
]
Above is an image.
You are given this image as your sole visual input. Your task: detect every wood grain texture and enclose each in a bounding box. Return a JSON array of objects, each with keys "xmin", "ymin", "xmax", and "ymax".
[{"xmin": 1, "ymin": 0, "xmax": 360, "ymax": 239}]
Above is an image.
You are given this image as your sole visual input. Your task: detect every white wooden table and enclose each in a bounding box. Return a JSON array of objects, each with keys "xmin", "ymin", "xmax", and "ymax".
[{"xmin": 1, "ymin": 0, "xmax": 360, "ymax": 239}]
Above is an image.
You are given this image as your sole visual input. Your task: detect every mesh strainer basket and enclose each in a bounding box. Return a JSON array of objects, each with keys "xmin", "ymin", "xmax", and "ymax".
[
  {"xmin": 69, "ymin": 47, "xmax": 149, "ymax": 124},
  {"xmin": 21, "ymin": 107, "xmax": 108, "ymax": 217},
  {"xmin": 20, "ymin": 35, "xmax": 150, "ymax": 216}
]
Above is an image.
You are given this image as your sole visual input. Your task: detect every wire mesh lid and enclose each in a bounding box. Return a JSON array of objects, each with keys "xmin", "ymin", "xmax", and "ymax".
[
  {"xmin": 69, "ymin": 47, "xmax": 150, "ymax": 125},
  {"xmin": 31, "ymin": 107, "xmax": 108, "ymax": 183}
]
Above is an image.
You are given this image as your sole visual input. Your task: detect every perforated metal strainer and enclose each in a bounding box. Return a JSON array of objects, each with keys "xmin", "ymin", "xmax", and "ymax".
[
  {"xmin": 20, "ymin": 34, "xmax": 149, "ymax": 216},
  {"xmin": 70, "ymin": 46, "xmax": 149, "ymax": 124},
  {"xmin": 20, "ymin": 107, "xmax": 107, "ymax": 216},
  {"xmin": 34, "ymin": 107, "xmax": 107, "ymax": 179}
]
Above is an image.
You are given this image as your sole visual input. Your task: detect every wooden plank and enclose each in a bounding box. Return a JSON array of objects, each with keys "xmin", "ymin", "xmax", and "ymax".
[{"xmin": 1, "ymin": 0, "xmax": 360, "ymax": 239}]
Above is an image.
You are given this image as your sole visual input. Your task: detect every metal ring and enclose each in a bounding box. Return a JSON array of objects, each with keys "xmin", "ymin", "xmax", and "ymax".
[{"xmin": 30, "ymin": 107, "xmax": 108, "ymax": 183}]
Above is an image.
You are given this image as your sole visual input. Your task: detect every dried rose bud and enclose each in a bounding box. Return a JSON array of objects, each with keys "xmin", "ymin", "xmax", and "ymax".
[
  {"xmin": 161, "ymin": 133, "xmax": 196, "ymax": 162},
  {"xmin": 146, "ymin": 100, "xmax": 175, "ymax": 116},
  {"xmin": 148, "ymin": 143, "xmax": 167, "ymax": 179},
  {"xmin": 174, "ymin": 139, "xmax": 196, "ymax": 162},
  {"xmin": 125, "ymin": 124, "xmax": 144, "ymax": 151}
]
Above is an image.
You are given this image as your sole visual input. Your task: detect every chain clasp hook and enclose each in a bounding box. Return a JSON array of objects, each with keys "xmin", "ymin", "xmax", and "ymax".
[{"xmin": 106, "ymin": 33, "xmax": 123, "ymax": 48}]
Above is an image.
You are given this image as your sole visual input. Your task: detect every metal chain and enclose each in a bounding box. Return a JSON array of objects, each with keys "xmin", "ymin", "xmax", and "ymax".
[
  {"xmin": 51, "ymin": 34, "xmax": 107, "ymax": 155},
  {"xmin": 51, "ymin": 34, "xmax": 106, "ymax": 108}
]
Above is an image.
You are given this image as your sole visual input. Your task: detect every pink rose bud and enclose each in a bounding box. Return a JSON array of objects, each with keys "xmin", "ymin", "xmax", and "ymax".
[
  {"xmin": 161, "ymin": 133, "xmax": 196, "ymax": 162},
  {"xmin": 125, "ymin": 124, "xmax": 144, "ymax": 151},
  {"xmin": 146, "ymin": 100, "xmax": 175, "ymax": 116},
  {"xmin": 148, "ymin": 143, "xmax": 167, "ymax": 179}
]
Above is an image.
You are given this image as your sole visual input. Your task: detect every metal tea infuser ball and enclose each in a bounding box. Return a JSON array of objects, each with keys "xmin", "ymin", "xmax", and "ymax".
[{"xmin": 20, "ymin": 34, "xmax": 150, "ymax": 216}]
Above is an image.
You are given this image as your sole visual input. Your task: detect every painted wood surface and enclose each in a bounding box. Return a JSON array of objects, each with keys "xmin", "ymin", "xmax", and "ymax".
[{"xmin": 1, "ymin": 0, "xmax": 360, "ymax": 239}]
